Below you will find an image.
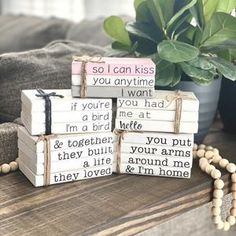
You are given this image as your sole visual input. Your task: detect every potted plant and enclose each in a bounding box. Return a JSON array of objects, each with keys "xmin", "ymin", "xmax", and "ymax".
[
  {"xmin": 219, "ymin": 49, "xmax": 236, "ymax": 133},
  {"xmin": 103, "ymin": 0, "xmax": 236, "ymax": 143}
]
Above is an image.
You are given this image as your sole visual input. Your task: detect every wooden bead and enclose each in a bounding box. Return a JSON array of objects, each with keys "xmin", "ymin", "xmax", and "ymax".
[
  {"xmin": 212, "ymin": 198, "xmax": 223, "ymax": 207},
  {"xmin": 226, "ymin": 163, "xmax": 236, "ymax": 173},
  {"xmin": 230, "ymin": 208, "xmax": 236, "ymax": 216},
  {"xmin": 216, "ymin": 221, "xmax": 224, "ymax": 230},
  {"xmin": 233, "ymin": 191, "xmax": 236, "ymax": 199},
  {"xmin": 232, "ymin": 173, "xmax": 236, "ymax": 182},
  {"xmin": 199, "ymin": 157, "xmax": 208, "ymax": 165},
  {"xmin": 232, "ymin": 183, "xmax": 236, "ymax": 191},
  {"xmin": 15, "ymin": 157, "xmax": 19, "ymax": 165},
  {"xmin": 232, "ymin": 199, "xmax": 236, "ymax": 208},
  {"xmin": 213, "ymin": 148, "xmax": 219, "ymax": 155},
  {"xmin": 213, "ymin": 189, "xmax": 224, "ymax": 198},
  {"xmin": 198, "ymin": 144, "xmax": 206, "ymax": 149},
  {"xmin": 205, "ymin": 165, "xmax": 215, "ymax": 175},
  {"xmin": 1, "ymin": 164, "xmax": 10, "ymax": 174},
  {"xmin": 227, "ymin": 215, "xmax": 236, "ymax": 226},
  {"xmin": 219, "ymin": 159, "xmax": 229, "ymax": 168},
  {"xmin": 206, "ymin": 146, "xmax": 213, "ymax": 151},
  {"xmin": 212, "ymin": 155, "xmax": 222, "ymax": 164},
  {"xmin": 214, "ymin": 179, "xmax": 224, "ymax": 189},
  {"xmin": 223, "ymin": 221, "xmax": 230, "ymax": 231},
  {"xmin": 211, "ymin": 206, "xmax": 221, "ymax": 216},
  {"xmin": 197, "ymin": 149, "xmax": 205, "ymax": 158},
  {"xmin": 211, "ymin": 169, "xmax": 221, "ymax": 179},
  {"xmin": 212, "ymin": 215, "xmax": 222, "ymax": 224},
  {"xmin": 193, "ymin": 144, "xmax": 198, "ymax": 151},
  {"xmin": 205, "ymin": 151, "xmax": 214, "ymax": 159},
  {"xmin": 9, "ymin": 161, "xmax": 18, "ymax": 171},
  {"xmin": 200, "ymin": 162, "xmax": 209, "ymax": 172},
  {"xmin": 193, "ymin": 150, "xmax": 197, "ymax": 159}
]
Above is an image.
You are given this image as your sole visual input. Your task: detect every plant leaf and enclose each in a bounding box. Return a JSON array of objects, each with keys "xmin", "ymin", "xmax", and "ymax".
[
  {"xmin": 135, "ymin": 0, "xmax": 154, "ymax": 23},
  {"xmin": 203, "ymin": 0, "xmax": 236, "ymax": 23},
  {"xmin": 209, "ymin": 57, "xmax": 236, "ymax": 81},
  {"xmin": 126, "ymin": 22, "xmax": 162, "ymax": 43},
  {"xmin": 190, "ymin": 0, "xmax": 205, "ymax": 28},
  {"xmin": 171, "ymin": 65, "xmax": 182, "ymax": 87},
  {"xmin": 167, "ymin": 0, "xmax": 197, "ymax": 30},
  {"xmin": 180, "ymin": 62, "xmax": 215, "ymax": 85},
  {"xmin": 188, "ymin": 56, "xmax": 215, "ymax": 70},
  {"xmin": 103, "ymin": 16, "xmax": 131, "ymax": 46},
  {"xmin": 201, "ymin": 13, "xmax": 236, "ymax": 49},
  {"xmin": 158, "ymin": 40, "xmax": 199, "ymax": 63},
  {"xmin": 155, "ymin": 59, "xmax": 176, "ymax": 86},
  {"xmin": 147, "ymin": 0, "xmax": 164, "ymax": 29}
]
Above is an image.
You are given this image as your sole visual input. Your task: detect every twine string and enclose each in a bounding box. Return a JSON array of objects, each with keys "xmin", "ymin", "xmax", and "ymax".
[
  {"xmin": 165, "ymin": 90, "xmax": 195, "ymax": 133},
  {"xmin": 72, "ymin": 55, "xmax": 105, "ymax": 98},
  {"xmin": 35, "ymin": 89, "xmax": 64, "ymax": 135}
]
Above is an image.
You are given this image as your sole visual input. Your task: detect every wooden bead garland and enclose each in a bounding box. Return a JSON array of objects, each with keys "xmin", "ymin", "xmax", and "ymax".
[
  {"xmin": 0, "ymin": 158, "xmax": 19, "ymax": 175},
  {"xmin": 194, "ymin": 144, "xmax": 236, "ymax": 231}
]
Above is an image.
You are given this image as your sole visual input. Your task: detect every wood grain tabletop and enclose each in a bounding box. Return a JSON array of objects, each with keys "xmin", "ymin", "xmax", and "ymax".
[{"xmin": 0, "ymin": 122, "xmax": 235, "ymax": 236}]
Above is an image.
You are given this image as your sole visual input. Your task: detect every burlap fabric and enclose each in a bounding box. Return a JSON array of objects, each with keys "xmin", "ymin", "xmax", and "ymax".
[
  {"xmin": 0, "ymin": 40, "xmax": 105, "ymax": 122},
  {"xmin": 0, "ymin": 122, "xmax": 19, "ymax": 165}
]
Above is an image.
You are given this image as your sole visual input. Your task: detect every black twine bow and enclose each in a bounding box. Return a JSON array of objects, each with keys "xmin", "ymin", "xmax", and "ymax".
[{"xmin": 35, "ymin": 89, "xmax": 64, "ymax": 135}]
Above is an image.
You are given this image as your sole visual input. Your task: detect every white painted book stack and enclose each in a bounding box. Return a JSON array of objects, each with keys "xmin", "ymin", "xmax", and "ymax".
[
  {"xmin": 71, "ymin": 57, "xmax": 156, "ymax": 98},
  {"xmin": 21, "ymin": 89, "xmax": 112, "ymax": 135},
  {"xmin": 19, "ymin": 88, "xmax": 114, "ymax": 187},
  {"xmin": 113, "ymin": 90, "xmax": 199, "ymax": 178},
  {"xmin": 18, "ymin": 126, "xmax": 113, "ymax": 187}
]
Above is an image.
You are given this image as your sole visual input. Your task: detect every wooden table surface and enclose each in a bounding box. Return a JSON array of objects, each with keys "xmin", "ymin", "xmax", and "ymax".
[{"xmin": 0, "ymin": 123, "xmax": 235, "ymax": 236}]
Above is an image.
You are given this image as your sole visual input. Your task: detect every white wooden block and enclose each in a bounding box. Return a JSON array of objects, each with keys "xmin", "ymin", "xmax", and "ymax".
[
  {"xmin": 19, "ymin": 159, "xmax": 113, "ymax": 187},
  {"xmin": 71, "ymin": 85, "xmax": 154, "ymax": 98},
  {"xmin": 113, "ymin": 163, "xmax": 191, "ymax": 178},
  {"xmin": 116, "ymin": 108, "xmax": 198, "ymax": 122},
  {"xmin": 114, "ymin": 131, "xmax": 194, "ymax": 148},
  {"xmin": 72, "ymin": 74, "xmax": 155, "ymax": 87},
  {"xmin": 115, "ymin": 119, "xmax": 198, "ymax": 133},
  {"xmin": 117, "ymin": 90, "xmax": 199, "ymax": 112}
]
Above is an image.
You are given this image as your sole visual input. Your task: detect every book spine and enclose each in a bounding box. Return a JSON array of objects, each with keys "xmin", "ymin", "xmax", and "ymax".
[
  {"xmin": 116, "ymin": 108, "xmax": 198, "ymax": 122},
  {"xmin": 119, "ymin": 143, "xmax": 192, "ymax": 158},
  {"xmin": 72, "ymin": 86, "xmax": 154, "ymax": 98},
  {"xmin": 72, "ymin": 61, "xmax": 155, "ymax": 76},
  {"xmin": 113, "ymin": 131, "xmax": 194, "ymax": 148},
  {"xmin": 115, "ymin": 119, "xmax": 198, "ymax": 133},
  {"xmin": 21, "ymin": 110, "xmax": 112, "ymax": 124},
  {"xmin": 113, "ymin": 153, "xmax": 192, "ymax": 168},
  {"xmin": 72, "ymin": 74, "xmax": 155, "ymax": 87},
  {"xmin": 113, "ymin": 163, "xmax": 191, "ymax": 179},
  {"xmin": 117, "ymin": 97, "xmax": 199, "ymax": 112}
]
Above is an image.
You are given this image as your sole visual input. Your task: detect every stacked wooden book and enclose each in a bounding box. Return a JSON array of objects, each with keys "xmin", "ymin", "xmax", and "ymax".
[
  {"xmin": 71, "ymin": 57, "xmax": 156, "ymax": 98},
  {"xmin": 18, "ymin": 89, "xmax": 113, "ymax": 186},
  {"xmin": 18, "ymin": 56, "xmax": 199, "ymax": 187},
  {"xmin": 113, "ymin": 90, "xmax": 199, "ymax": 178}
]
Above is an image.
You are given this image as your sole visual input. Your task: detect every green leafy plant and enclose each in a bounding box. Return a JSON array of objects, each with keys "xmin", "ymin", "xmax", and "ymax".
[{"xmin": 103, "ymin": 0, "xmax": 236, "ymax": 86}]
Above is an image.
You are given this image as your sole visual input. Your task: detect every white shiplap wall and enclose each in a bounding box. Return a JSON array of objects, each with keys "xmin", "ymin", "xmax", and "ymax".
[{"xmin": 0, "ymin": 0, "xmax": 134, "ymax": 22}]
